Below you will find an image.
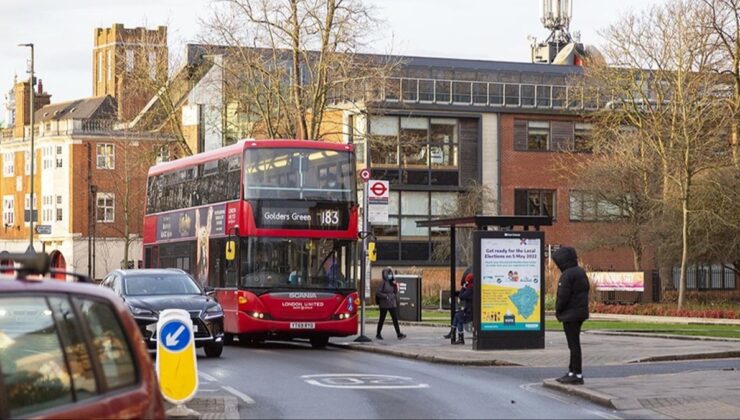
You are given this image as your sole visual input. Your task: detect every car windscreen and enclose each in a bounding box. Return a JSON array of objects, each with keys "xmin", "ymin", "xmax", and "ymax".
[{"xmin": 124, "ymin": 274, "xmax": 202, "ymax": 296}]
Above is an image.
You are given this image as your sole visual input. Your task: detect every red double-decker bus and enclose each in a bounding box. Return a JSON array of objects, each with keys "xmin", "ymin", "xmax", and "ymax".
[{"xmin": 143, "ymin": 140, "xmax": 359, "ymax": 348}]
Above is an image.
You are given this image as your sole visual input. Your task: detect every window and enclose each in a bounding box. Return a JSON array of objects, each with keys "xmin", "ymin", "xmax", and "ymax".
[
  {"xmin": 96, "ymin": 193, "xmax": 115, "ymax": 223},
  {"xmin": 3, "ymin": 195, "xmax": 14, "ymax": 226},
  {"xmin": 24, "ymin": 151, "xmax": 31, "ymax": 175},
  {"xmin": 569, "ymin": 190, "xmax": 626, "ymax": 221},
  {"xmin": 96, "ymin": 143, "xmax": 114, "ymax": 169},
  {"xmin": 400, "ymin": 117, "xmax": 428, "ymax": 168},
  {"xmin": 42, "ymin": 146, "xmax": 53, "ymax": 170},
  {"xmin": 107, "ymin": 50, "xmax": 112, "ymax": 81},
  {"xmin": 47, "ymin": 297, "xmax": 98, "ymax": 402},
  {"xmin": 369, "ymin": 115, "xmax": 459, "ymax": 186},
  {"xmin": 125, "ymin": 49, "xmax": 134, "ymax": 73},
  {"xmin": 369, "ymin": 116, "xmax": 398, "ymax": 167},
  {"xmin": 527, "ymin": 121, "xmax": 550, "ymax": 151},
  {"xmin": 515, "ymin": 189, "xmax": 556, "ymax": 218},
  {"xmin": 0, "ymin": 296, "xmax": 74, "ymax": 417},
  {"xmin": 372, "ymin": 190, "xmax": 459, "ymax": 263},
  {"xmin": 56, "ymin": 207, "xmax": 63, "ymax": 222},
  {"xmin": 75, "ymin": 297, "xmax": 137, "ymax": 390},
  {"xmin": 42, "ymin": 195, "xmax": 53, "ymax": 223},
  {"xmin": 55, "ymin": 146, "xmax": 63, "ymax": 168},
  {"xmin": 574, "ymin": 123, "xmax": 593, "ymax": 152},
  {"xmin": 4, "ymin": 152, "xmax": 14, "ymax": 176},
  {"xmin": 148, "ymin": 51, "xmax": 157, "ymax": 80},
  {"xmin": 97, "ymin": 51, "xmax": 103, "ymax": 82},
  {"xmin": 24, "ymin": 193, "xmax": 37, "ymax": 223}
]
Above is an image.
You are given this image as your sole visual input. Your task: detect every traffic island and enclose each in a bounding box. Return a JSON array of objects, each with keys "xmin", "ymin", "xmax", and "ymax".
[{"xmin": 165, "ymin": 397, "xmax": 240, "ymax": 419}]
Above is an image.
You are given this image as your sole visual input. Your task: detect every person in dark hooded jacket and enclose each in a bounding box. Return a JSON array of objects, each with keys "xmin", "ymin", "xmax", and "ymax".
[{"xmin": 552, "ymin": 246, "xmax": 590, "ymax": 385}]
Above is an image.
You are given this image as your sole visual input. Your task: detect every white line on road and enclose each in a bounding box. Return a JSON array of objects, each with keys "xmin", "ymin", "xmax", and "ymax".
[
  {"xmin": 199, "ymin": 372, "xmax": 219, "ymax": 382},
  {"xmin": 222, "ymin": 385, "xmax": 256, "ymax": 405}
]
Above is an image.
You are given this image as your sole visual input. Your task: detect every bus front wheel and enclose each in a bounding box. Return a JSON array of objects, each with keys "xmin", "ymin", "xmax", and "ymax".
[{"xmin": 310, "ymin": 336, "xmax": 329, "ymax": 349}]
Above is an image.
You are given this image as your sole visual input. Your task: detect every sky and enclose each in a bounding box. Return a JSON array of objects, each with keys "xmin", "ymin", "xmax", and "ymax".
[{"xmin": 1, "ymin": 0, "xmax": 665, "ymax": 119}]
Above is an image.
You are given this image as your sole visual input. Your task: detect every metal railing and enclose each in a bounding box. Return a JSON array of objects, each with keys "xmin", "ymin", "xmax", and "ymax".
[
  {"xmin": 330, "ymin": 76, "xmax": 603, "ymax": 112},
  {"xmin": 1, "ymin": 120, "xmax": 169, "ymax": 142}
]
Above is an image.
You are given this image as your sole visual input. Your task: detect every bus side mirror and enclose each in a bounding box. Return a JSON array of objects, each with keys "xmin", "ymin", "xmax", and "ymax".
[
  {"xmin": 368, "ymin": 242, "xmax": 377, "ymax": 262},
  {"xmin": 225, "ymin": 240, "xmax": 236, "ymax": 261}
]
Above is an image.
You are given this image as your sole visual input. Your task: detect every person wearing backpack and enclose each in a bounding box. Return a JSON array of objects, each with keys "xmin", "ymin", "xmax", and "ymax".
[
  {"xmin": 552, "ymin": 246, "xmax": 590, "ymax": 385},
  {"xmin": 375, "ymin": 267, "xmax": 407, "ymax": 340}
]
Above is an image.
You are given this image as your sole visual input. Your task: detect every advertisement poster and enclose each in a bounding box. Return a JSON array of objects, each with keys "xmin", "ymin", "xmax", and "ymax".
[
  {"xmin": 589, "ymin": 272, "xmax": 645, "ymax": 292},
  {"xmin": 480, "ymin": 237, "xmax": 542, "ymax": 331}
]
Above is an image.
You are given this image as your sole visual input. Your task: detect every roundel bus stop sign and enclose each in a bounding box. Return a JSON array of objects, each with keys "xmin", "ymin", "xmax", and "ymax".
[{"xmin": 156, "ymin": 309, "xmax": 198, "ymax": 404}]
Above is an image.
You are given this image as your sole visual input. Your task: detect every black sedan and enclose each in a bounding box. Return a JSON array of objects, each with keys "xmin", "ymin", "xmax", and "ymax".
[{"xmin": 100, "ymin": 268, "xmax": 224, "ymax": 357}]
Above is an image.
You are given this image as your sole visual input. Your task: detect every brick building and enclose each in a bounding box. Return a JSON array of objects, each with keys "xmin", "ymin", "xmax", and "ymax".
[{"xmin": 0, "ymin": 24, "xmax": 175, "ymax": 279}]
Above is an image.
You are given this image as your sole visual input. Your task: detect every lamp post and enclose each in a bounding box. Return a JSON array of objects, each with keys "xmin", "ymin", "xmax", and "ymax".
[{"xmin": 18, "ymin": 43, "xmax": 34, "ymax": 252}]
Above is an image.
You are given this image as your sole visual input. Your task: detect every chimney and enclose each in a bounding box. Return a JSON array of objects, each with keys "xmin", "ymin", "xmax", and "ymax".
[
  {"xmin": 12, "ymin": 79, "xmax": 51, "ymax": 139},
  {"xmin": 13, "ymin": 81, "xmax": 30, "ymax": 138},
  {"xmin": 37, "ymin": 79, "xmax": 43, "ymax": 95}
]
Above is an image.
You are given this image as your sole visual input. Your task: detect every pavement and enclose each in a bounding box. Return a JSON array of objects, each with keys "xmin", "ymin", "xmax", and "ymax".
[
  {"xmin": 332, "ymin": 318, "xmax": 740, "ymax": 419},
  {"xmin": 165, "ymin": 397, "xmax": 240, "ymax": 419}
]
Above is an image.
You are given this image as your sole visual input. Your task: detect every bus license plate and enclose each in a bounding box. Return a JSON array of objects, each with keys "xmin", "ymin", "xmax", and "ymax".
[{"xmin": 290, "ymin": 322, "xmax": 315, "ymax": 329}]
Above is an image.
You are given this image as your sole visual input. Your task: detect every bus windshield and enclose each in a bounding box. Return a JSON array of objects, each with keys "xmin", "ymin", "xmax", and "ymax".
[
  {"xmin": 244, "ymin": 148, "xmax": 353, "ymax": 202},
  {"xmin": 238, "ymin": 237, "xmax": 354, "ymax": 290}
]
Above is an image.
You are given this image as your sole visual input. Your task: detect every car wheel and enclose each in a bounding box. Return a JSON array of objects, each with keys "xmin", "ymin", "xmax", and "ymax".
[
  {"xmin": 204, "ymin": 341, "xmax": 223, "ymax": 358},
  {"xmin": 223, "ymin": 333, "xmax": 234, "ymax": 345},
  {"xmin": 309, "ymin": 336, "xmax": 329, "ymax": 349}
]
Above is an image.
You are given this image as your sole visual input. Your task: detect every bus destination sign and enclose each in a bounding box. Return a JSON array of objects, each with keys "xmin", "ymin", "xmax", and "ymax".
[{"xmin": 255, "ymin": 204, "xmax": 349, "ymax": 230}]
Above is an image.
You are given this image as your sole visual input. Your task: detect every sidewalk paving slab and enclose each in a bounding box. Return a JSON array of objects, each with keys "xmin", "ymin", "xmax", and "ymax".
[
  {"xmin": 543, "ymin": 369, "xmax": 740, "ymax": 419},
  {"xmin": 334, "ymin": 323, "xmax": 740, "ymax": 367}
]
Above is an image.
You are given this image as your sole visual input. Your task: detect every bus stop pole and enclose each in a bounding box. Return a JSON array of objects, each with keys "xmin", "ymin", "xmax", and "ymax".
[{"xmin": 355, "ymin": 180, "xmax": 371, "ymax": 343}]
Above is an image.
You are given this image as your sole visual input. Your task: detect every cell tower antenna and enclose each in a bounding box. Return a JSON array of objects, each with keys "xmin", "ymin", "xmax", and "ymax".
[{"xmin": 532, "ymin": 0, "xmax": 580, "ymax": 64}]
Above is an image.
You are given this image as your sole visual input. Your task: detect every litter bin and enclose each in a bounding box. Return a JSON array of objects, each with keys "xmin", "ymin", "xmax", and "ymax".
[{"xmin": 395, "ymin": 274, "xmax": 421, "ymax": 322}]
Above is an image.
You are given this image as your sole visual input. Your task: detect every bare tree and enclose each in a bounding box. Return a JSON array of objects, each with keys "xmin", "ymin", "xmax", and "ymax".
[
  {"xmin": 576, "ymin": 0, "xmax": 735, "ymax": 308},
  {"xmin": 92, "ymin": 137, "xmax": 171, "ymax": 268},
  {"xmin": 200, "ymin": 0, "xmax": 401, "ymax": 140},
  {"xmin": 431, "ymin": 181, "xmax": 495, "ymax": 267},
  {"xmin": 556, "ymin": 127, "xmax": 659, "ymax": 271},
  {"xmin": 703, "ymin": 0, "xmax": 740, "ymax": 164}
]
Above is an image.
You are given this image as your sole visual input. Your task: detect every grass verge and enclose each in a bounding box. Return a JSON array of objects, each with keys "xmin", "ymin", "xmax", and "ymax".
[{"xmin": 363, "ymin": 309, "xmax": 740, "ymax": 339}]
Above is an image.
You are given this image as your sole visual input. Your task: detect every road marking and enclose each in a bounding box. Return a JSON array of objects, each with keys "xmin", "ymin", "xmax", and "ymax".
[
  {"xmin": 520, "ymin": 383, "xmax": 622, "ymax": 420},
  {"xmin": 222, "ymin": 385, "xmax": 256, "ymax": 405},
  {"xmin": 199, "ymin": 372, "xmax": 218, "ymax": 382},
  {"xmin": 301, "ymin": 373, "xmax": 429, "ymax": 389}
]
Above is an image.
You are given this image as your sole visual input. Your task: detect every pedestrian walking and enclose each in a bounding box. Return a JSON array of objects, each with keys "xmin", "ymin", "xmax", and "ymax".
[
  {"xmin": 375, "ymin": 267, "xmax": 406, "ymax": 340},
  {"xmin": 443, "ymin": 272, "xmax": 474, "ymax": 345},
  {"xmin": 552, "ymin": 246, "xmax": 590, "ymax": 385}
]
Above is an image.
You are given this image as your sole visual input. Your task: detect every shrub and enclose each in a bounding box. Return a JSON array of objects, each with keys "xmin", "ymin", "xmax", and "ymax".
[{"xmin": 590, "ymin": 302, "xmax": 740, "ymax": 319}]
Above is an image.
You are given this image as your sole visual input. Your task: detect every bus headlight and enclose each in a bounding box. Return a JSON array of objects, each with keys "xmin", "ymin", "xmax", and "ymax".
[{"xmin": 251, "ymin": 311, "xmax": 265, "ymax": 319}]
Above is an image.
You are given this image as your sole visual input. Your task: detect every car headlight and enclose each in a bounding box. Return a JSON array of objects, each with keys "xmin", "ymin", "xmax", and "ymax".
[
  {"xmin": 129, "ymin": 305, "xmax": 157, "ymax": 317},
  {"xmin": 204, "ymin": 304, "xmax": 224, "ymax": 319}
]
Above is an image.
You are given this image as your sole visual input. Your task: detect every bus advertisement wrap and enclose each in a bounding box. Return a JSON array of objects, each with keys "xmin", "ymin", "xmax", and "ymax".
[
  {"xmin": 480, "ymin": 237, "xmax": 542, "ymax": 331},
  {"xmin": 156, "ymin": 204, "xmax": 227, "ymax": 241}
]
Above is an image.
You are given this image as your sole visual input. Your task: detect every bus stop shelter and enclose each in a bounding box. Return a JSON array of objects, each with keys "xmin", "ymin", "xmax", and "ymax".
[{"xmin": 417, "ymin": 215, "xmax": 552, "ymax": 345}]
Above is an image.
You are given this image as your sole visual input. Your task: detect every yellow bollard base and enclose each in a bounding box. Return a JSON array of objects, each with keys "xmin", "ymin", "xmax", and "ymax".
[{"xmin": 166, "ymin": 403, "xmax": 200, "ymax": 418}]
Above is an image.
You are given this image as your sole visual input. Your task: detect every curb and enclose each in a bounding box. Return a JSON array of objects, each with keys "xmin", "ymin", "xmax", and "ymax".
[
  {"xmin": 628, "ymin": 350, "xmax": 740, "ymax": 363},
  {"xmin": 542, "ymin": 379, "xmax": 617, "ymax": 409},
  {"xmin": 330, "ymin": 342, "xmax": 521, "ymax": 366},
  {"xmin": 586, "ymin": 330, "xmax": 740, "ymax": 342}
]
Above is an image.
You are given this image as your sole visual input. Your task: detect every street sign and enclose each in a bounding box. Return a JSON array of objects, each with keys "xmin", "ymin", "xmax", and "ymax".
[
  {"xmin": 367, "ymin": 180, "xmax": 389, "ymax": 224},
  {"xmin": 359, "ymin": 168, "xmax": 371, "ymax": 182},
  {"xmin": 156, "ymin": 309, "xmax": 198, "ymax": 404},
  {"xmin": 35, "ymin": 224, "xmax": 51, "ymax": 235}
]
